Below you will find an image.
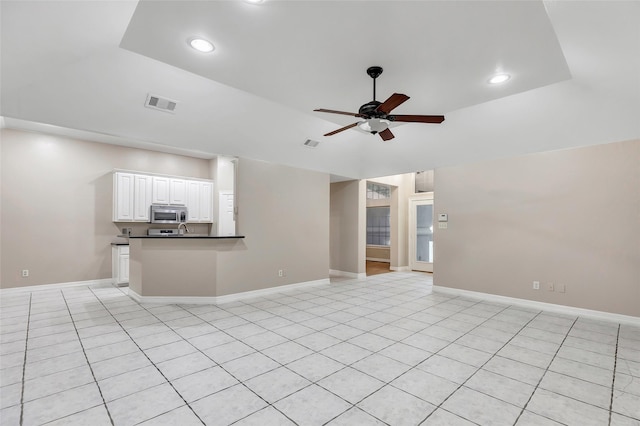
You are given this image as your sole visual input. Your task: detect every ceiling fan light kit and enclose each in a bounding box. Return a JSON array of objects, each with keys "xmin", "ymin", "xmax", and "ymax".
[
  {"xmin": 359, "ymin": 118, "xmax": 390, "ymax": 133},
  {"xmin": 314, "ymin": 66, "xmax": 445, "ymax": 141}
]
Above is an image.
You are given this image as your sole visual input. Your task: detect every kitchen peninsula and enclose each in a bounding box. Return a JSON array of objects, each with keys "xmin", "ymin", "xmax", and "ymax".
[{"xmin": 127, "ymin": 234, "xmax": 245, "ymax": 302}]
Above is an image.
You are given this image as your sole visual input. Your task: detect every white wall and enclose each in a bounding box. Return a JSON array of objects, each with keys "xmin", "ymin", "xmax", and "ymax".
[
  {"xmin": 1, "ymin": 129, "xmax": 211, "ymax": 288},
  {"xmin": 330, "ymin": 180, "xmax": 365, "ymax": 276},
  {"xmin": 434, "ymin": 139, "xmax": 640, "ymax": 316},
  {"xmin": 1, "ymin": 129, "xmax": 331, "ymax": 294},
  {"xmin": 216, "ymin": 158, "xmax": 330, "ymax": 295}
]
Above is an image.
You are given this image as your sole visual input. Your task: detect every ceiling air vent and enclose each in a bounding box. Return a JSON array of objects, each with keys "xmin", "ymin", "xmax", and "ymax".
[
  {"xmin": 145, "ymin": 94, "xmax": 178, "ymax": 113},
  {"xmin": 303, "ymin": 139, "xmax": 320, "ymax": 148}
]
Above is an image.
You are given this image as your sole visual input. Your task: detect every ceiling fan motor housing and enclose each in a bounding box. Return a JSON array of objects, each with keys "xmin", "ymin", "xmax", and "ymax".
[{"xmin": 358, "ymin": 101, "xmax": 383, "ymax": 118}]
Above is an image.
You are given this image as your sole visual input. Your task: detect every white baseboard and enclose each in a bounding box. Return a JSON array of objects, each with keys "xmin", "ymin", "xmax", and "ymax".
[
  {"xmin": 128, "ymin": 278, "xmax": 331, "ymax": 305},
  {"xmin": 390, "ymin": 266, "xmax": 411, "ymax": 272},
  {"xmin": 216, "ymin": 279, "xmax": 330, "ymax": 304},
  {"xmin": 329, "ymin": 269, "xmax": 366, "ymax": 280},
  {"xmin": 433, "ymin": 285, "xmax": 640, "ymax": 326},
  {"xmin": 0, "ymin": 278, "xmax": 114, "ymax": 294},
  {"xmin": 127, "ymin": 289, "xmax": 218, "ymax": 305},
  {"xmin": 366, "ymin": 258, "xmax": 391, "ymax": 263}
]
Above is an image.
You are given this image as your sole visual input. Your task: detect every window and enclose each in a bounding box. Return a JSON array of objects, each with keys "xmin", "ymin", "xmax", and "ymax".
[
  {"xmin": 367, "ymin": 182, "xmax": 390, "ymax": 200},
  {"xmin": 367, "ymin": 206, "xmax": 391, "ymax": 246},
  {"xmin": 415, "ymin": 170, "xmax": 434, "ymax": 193}
]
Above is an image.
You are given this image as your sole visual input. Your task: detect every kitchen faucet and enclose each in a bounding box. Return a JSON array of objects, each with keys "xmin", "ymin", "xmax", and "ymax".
[{"xmin": 177, "ymin": 222, "xmax": 190, "ymax": 234}]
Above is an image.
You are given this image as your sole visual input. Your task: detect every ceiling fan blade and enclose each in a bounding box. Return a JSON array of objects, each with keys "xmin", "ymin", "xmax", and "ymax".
[
  {"xmin": 377, "ymin": 93, "xmax": 410, "ymax": 114},
  {"xmin": 379, "ymin": 128, "xmax": 394, "ymax": 141},
  {"xmin": 391, "ymin": 114, "xmax": 445, "ymax": 123},
  {"xmin": 314, "ymin": 108, "xmax": 366, "ymax": 118},
  {"xmin": 324, "ymin": 122, "xmax": 359, "ymax": 136}
]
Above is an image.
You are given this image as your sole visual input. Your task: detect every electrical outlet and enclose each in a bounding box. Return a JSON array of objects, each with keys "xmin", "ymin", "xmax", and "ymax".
[
  {"xmin": 547, "ymin": 282, "xmax": 554, "ymax": 292},
  {"xmin": 532, "ymin": 281, "xmax": 540, "ymax": 290},
  {"xmin": 278, "ymin": 269, "xmax": 283, "ymax": 277},
  {"xmin": 22, "ymin": 269, "xmax": 29, "ymax": 277}
]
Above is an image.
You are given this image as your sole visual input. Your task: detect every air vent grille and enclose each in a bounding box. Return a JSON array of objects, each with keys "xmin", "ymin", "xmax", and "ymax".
[
  {"xmin": 145, "ymin": 94, "xmax": 178, "ymax": 113},
  {"xmin": 303, "ymin": 139, "xmax": 320, "ymax": 148}
]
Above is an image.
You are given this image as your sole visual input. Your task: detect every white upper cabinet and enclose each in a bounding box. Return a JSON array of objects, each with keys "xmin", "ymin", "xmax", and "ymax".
[
  {"xmin": 186, "ymin": 180, "xmax": 214, "ymax": 223},
  {"xmin": 152, "ymin": 177, "xmax": 170, "ymax": 204},
  {"xmin": 152, "ymin": 177, "xmax": 187, "ymax": 205},
  {"xmin": 114, "ymin": 172, "xmax": 135, "ymax": 221},
  {"xmin": 169, "ymin": 178, "xmax": 187, "ymax": 205},
  {"xmin": 115, "ymin": 171, "xmax": 214, "ymax": 223},
  {"xmin": 114, "ymin": 172, "xmax": 153, "ymax": 222},
  {"xmin": 199, "ymin": 182, "xmax": 214, "ymax": 223},
  {"xmin": 133, "ymin": 175, "xmax": 152, "ymax": 221},
  {"xmin": 186, "ymin": 180, "xmax": 201, "ymax": 222}
]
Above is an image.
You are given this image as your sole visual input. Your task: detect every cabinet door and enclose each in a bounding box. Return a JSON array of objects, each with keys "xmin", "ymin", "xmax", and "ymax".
[
  {"xmin": 114, "ymin": 173, "xmax": 134, "ymax": 221},
  {"xmin": 186, "ymin": 180, "xmax": 201, "ymax": 222},
  {"xmin": 170, "ymin": 179, "xmax": 187, "ymax": 205},
  {"xmin": 199, "ymin": 182, "xmax": 214, "ymax": 223},
  {"xmin": 119, "ymin": 254, "xmax": 129, "ymax": 283},
  {"xmin": 112, "ymin": 246, "xmax": 129, "ymax": 284},
  {"xmin": 152, "ymin": 177, "xmax": 170, "ymax": 204},
  {"xmin": 133, "ymin": 175, "xmax": 153, "ymax": 221}
]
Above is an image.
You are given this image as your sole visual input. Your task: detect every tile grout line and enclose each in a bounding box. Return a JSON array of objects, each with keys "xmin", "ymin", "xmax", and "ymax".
[
  {"xmin": 143, "ymin": 308, "xmax": 301, "ymax": 426},
  {"xmin": 417, "ymin": 303, "xmax": 544, "ymax": 425},
  {"xmin": 512, "ymin": 316, "xmax": 578, "ymax": 425},
  {"xmin": 13, "ymin": 279, "xmax": 366, "ymax": 425},
  {"xmin": 60, "ymin": 289, "xmax": 116, "ymax": 426},
  {"xmin": 86, "ymin": 287, "xmax": 210, "ymax": 426},
  {"xmin": 230, "ymin": 281, "xmax": 543, "ymax": 424},
  {"xmin": 122, "ymin": 285, "xmax": 340, "ymax": 425},
  {"xmin": 18, "ymin": 293, "xmax": 32, "ymax": 426},
  {"xmin": 14, "ymin": 277, "xmax": 628, "ymax": 425},
  {"xmin": 309, "ymin": 280, "xmax": 470, "ymax": 425},
  {"xmin": 228, "ymin": 291, "xmax": 506, "ymax": 426},
  {"xmin": 311, "ymin": 290, "xmax": 483, "ymax": 426},
  {"xmin": 130, "ymin": 283, "xmax": 626, "ymax": 425},
  {"xmin": 137, "ymin": 295, "xmax": 318, "ymax": 424},
  {"xmin": 608, "ymin": 324, "xmax": 621, "ymax": 426},
  {"xmin": 167, "ymin": 295, "xmax": 359, "ymax": 425},
  {"xmin": 127, "ymin": 277, "xmax": 443, "ymax": 425},
  {"xmin": 94, "ymin": 288, "xmax": 315, "ymax": 424}
]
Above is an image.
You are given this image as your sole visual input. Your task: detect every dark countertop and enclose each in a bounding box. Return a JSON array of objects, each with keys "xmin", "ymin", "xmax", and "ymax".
[{"xmin": 128, "ymin": 235, "xmax": 244, "ymax": 239}]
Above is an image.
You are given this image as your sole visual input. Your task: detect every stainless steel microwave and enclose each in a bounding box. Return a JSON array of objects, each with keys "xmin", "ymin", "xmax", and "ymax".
[{"xmin": 150, "ymin": 204, "xmax": 188, "ymax": 223}]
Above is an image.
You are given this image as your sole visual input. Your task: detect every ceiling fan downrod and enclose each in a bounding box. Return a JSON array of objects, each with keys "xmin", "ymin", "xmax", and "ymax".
[{"xmin": 367, "ymin": 66, "xmax": 383, "ymax": 102}]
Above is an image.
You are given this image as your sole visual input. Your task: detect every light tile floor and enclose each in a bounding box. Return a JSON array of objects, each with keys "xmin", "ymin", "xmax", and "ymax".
[{"xmin": 1, "ymin": 272, "xmax": 639, "ymax": 426}]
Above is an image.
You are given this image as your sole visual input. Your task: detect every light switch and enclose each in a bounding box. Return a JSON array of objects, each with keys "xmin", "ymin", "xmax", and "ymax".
[{"xmin": 438, "ymin": 223, "xmax": 448, "ymax": 229}]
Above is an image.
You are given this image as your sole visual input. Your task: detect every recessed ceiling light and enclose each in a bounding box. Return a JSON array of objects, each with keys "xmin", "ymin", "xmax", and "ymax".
[
  {"xmin": 488, "ymin": 73, "xmax": 511, "ymax": 84},
  {"xmin": 244, "ymin": 0, "xmax": 265, "ymax": 4},
  {"xmin": 188, "ymin": 38, "xmax": 215, "ymax": 53}
]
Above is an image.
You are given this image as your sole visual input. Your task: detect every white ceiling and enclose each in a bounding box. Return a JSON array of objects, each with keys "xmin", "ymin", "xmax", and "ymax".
[{"xmin": 1, "ymin": 1, "xmax": 639, "ymax": 180}]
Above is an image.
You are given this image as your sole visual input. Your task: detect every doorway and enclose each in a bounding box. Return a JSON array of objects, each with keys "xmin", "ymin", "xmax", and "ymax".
[
  {"xmin": 366, "ymin": 260, "xmax": 391, "ymax": 276},
  {"xmin": 409, "ymin": 194, "xmax": 434, "ymax": 272}
]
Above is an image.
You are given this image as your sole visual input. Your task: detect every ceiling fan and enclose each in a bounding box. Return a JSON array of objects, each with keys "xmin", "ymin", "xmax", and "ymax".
[{"xmin": 314, "ymin": 66, "xmax": 445, "ymax": 141}]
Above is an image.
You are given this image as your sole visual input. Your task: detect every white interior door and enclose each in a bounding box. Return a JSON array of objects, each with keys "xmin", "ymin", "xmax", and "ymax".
[{"xmin": 409, "ymin": 195, "xmax": 434, "ymax": 272}]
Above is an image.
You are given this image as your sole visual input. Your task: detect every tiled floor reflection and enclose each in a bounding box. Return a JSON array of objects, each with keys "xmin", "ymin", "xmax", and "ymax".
[{"xmin": 1, "ymin": 272, "xmax": 639, "ymax": 425}]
